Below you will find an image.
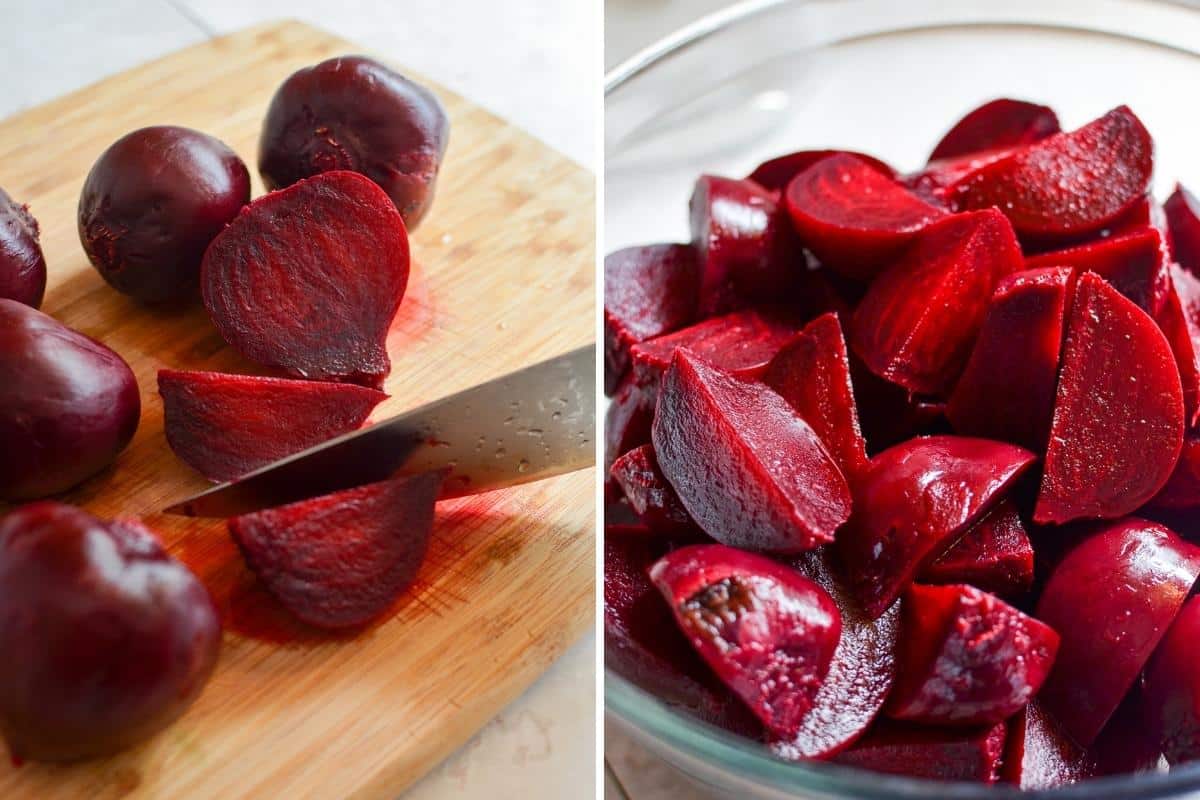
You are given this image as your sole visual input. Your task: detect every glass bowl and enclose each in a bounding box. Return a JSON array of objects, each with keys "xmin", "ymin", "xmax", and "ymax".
[{"xmin": 605, "ymin": 0, "xmax": 1200, "ymax": 796}]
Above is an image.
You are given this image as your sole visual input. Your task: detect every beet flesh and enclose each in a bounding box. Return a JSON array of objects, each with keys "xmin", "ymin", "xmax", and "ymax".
[
  {"xmin": 833, "ymin": 719, "xmax": 1007, "ymax": 782},
  {"xmin": 747, "ymin": 149, "xmax": 895, "ymax": 192},
  {"xmin": 929, "ymin": 98, "xmax": 1060, "ymax": 162},
  {"xmin": 1152, "ymin": 433, "xmax": 1200, "ymax": 509},
  {"xmin": 604, "ymin": 375, "xmax": 654, "ymax": 498},
  {"xmin": 1003, "ymin": 702, "xmax": 1097, "ymax": 789},
  {"xmin": 1144, "ymin": 595, "xmax": 1200, "ymax": 764},
  {"xmin": 0, "ymin": 185, "xmax": 46, "ymax": 308},
  {"xmin": 1156, "ymin": 262, "xmax": 1200, "ymax": 426},
  {"xmin": 918, "ymin": 500, "xmax": 1034, "ymax": 597},
  {"xmin": 609, "ymin": 444, "xmax": 694, "ymax": 536},
  {"xmin": 1166, "ymin": 182, "xmax": 1200, "ymax": 276},
  {"xmin": 1024, "ymin": 226, "xmax": 1168, "ymax": 315}
]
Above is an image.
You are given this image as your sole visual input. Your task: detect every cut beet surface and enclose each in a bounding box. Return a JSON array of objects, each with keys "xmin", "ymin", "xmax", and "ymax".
[
  {"xmin": 833, "ymin": 719, "xmax": 1007, "ymax": 783},
  {"xmin": 228, "ymin": 469, "xmax": 446, "ymax": 629},
  {"xmin": 919, "ymin": 500, "xmax": 1034, "ymax": 597},
  {"xmin": 850, "ymin": 356, "xmax": 947, "ymax": 454},
  {"xmin": 604, "ymin": 244, "xmax": 700, "ymax": 395},
  {"xmin": 1024, "ymin": 226, "xmax": 1168, "ymax": 315},
  {"xmin": 158, "ymin": 370, "xmax": 387, "ymax": 483},
  {"xmin": 1035, "ymin": 272, "xmax": 1184, "ymax": 524},
  {"xmin": 929, "ymin": 98, "xmax": 1061, "ymax": 162},
  {"xmin": 1166, "ymin": 183, "xmax": 1200, "ymax": 276},
  {"xmin": 906, "ymin": 147, "xmax": 1017, "ymax": 207},
  {"xmin": 653, "ymin": 351, "xmax": 851, "ymax": 553},
  {"xmin": 838, "ymin": 435, "xmax": 1036, "ymax": 619},
  {"xmin": 604, "ymin": 375, "xmax": 653, "ymax": 482},
  {"xmin": 1003, "ymin": 702, "xmax": 1097, "ymax": 789},
  {"xmin": 201, "ymin": 170, "xmax": 410, "ymax": 389},
  {"xmin": 1152, "ymin": 434, "xmax": 1200, "ymax": 509},
  {"xmin": 1036, "ymin": 518, "xmax": 1200, "ymax": 747},
  {"xmin": 851, "ymin": 208, "xmax": 1023, "ymax": 397},
  {"xmin": 1156, "ymin": 262, "xmax": 1200, "ymax": 426},
  {"xmin": 946, "ymin": 267, "xmax": 1075, "ymax": 452},
  {"xmin": 784, "ymin": 153, "xmax": 945, "ymax": 279},
  {"xmin": 650, "ymin": 544, "xmax": 841, "ymax": 739},
  {"xmin": 1144, "ymin": 594, "xmax": 1200, "ymax": 765},
  {"xmin": 609, "ymin": 444, "xmax": 694, "ymax": 536},
  {"xmin": 747, "ymin": 149, "xmax": 895, "ymax": 193}
]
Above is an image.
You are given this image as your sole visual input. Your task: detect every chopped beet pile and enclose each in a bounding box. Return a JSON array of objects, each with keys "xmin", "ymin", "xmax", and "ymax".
[{"xmin": 605, "ymin": 98, "xmax": 1200, "ymax": 787}]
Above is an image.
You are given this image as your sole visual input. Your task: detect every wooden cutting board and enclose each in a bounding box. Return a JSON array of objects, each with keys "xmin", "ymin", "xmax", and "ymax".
[{"xmin": 0, "ymin": 20, "xmax": 595, "ymax": 800}]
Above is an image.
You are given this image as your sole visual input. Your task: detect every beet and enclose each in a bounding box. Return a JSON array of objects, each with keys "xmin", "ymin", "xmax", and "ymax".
[
  {"xmin": 747, "ymin": 149, "xmax": 895, "ymax": 193},
  {"xmin": 1035, "ymin": 272, "xmax": 1184, "ymax": 524},
  {"xmin": 78, "ymin": 126, "xmax": 250, "ymax": 304},
  {"xmin": 1156, "ymin": 262, "xmax": 1200, "ymax": 426},
  {"xmin": 929, "ymin": 98, "xmax": 1060, "ymax": 162},
  {"xmin": 906, "ymin": 147, "xmax": 1018, "ymax": 207},
  {"xmin": 652, "ymin": 350, "xmax": 851, "ymax": 553},
  {"xmin": 0, "ymin": 299, "xmax": 140, "ymax": 500},
  {"xmin": 1003, "ymin": 702, "xmax": 1097, "ymax": 789},
  {"xmin": 0, "ymin": 186, "xmax": 46, "ymax": 308},
  {"xmin": 1144, "ymin": 595, "xmax": 1200, "ymax": 764},
  {"xmin": 609, "ymin": 444, "xmax": 694, "ymax": 536},
  {"xmin": 201, "ymin": 170, "xmax": 410, "ymax": 389},
  {"xmin": 0, "ymin": 503, "xmax": 219, "ymax": 761},
  {"xmin": 784, "ymin": 153, "xmax": 945, "ymax": 279},
  {"xmin": 229, "ymin": 469, "xmax": 446, "ymax": 629},
  {"xmin": 1152, "ymin": 434, "xmax": 1200, "ymax": 509},
  {"xmin": 1089, "ymin": 684, "xmax": 1169, "ymax": 776},
  {"xmin": 849, "ymin": 356, "xmax": 947, "ymax": 454},
  {"xmin": 918, "ymin": 500, "xmax": 1034, "ymax": 597},
  {"xmin": 1024, "ymin": 226, "xmax": 1169, "ymax": 315},
  {"xmin": 833, "ymin": 719, "xmax": 1007, "ymax": 782},
  {"xmin": 158, "ymin": 369, "xmax": 387, "ymax": 483},
  {"xmin": 838, "ymin": 435, "xmax": 1036, "ymax": 618},
  {"xmin": 1036, "ymin": 518, "xmax": 1200, "ymax": 747},
  {"xmin": 604, "ymin": 244, "xmax": 700, "ymax": 394},
  {"xmin": 649, "ymin": 544, "xmax": 841, "ymax": 739},
  {"xmin": 604, "ymin": 375, "xmax": 654, "ymax": 490},
  {"xmin": 946, "ymin": 267, "xmax": 1075, "ymax": 451},
  {"xmin": 1165, "ymin": 183, "xmax": 1200, "ymax": 276},
  {"xmin": 851, "ymin": 208, "xmax": 1023, "ymax": 396},
  {"xmin": 259, "ymin": 55, "xmax": 449, "ymax": 228}
]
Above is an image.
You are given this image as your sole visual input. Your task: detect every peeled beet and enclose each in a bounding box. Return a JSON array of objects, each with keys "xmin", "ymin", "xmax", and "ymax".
[
  {"xmin": 1152, "ymin": 434, "xmax": 1200, "ymax": 509},
  {"xmin": 1035, "ymin": 272, "xmax": 1184, "ymax": 524},
  {"xmin": 929, "ymin": 98, "xmax": 1060, "ymax": 162},
  {"xmin": 158, "ymin": 369, "xmax": 387, "ymax": 483},
  {"xmin": 649, "ymin": 544, "xmax": 841, "ymax": 739},
  {"xmin": 0, "ymin": 185, "xmax": 46, "ymax": 308},
  {"xmin": 0, "ymin": 299, "xmax": 140, "ymax": 500},
  {"xmin": 919, "ymin": 501, "xmax": 1034, "ymax": 597},
  {"xmin": 946, "ymin": 267, "xmax": 1075, "ymax": 451},
  {"xmin": 201, "ymin": 170, "xmax": 410, "ymax": 388},
  {"xmin": 1024, "ymin": 226, "xmax": 1168, "ymax": 315},
  {"xmin": 1036, "ymin": 518, "xmax": 1200, "ymax": 746},
  {"xmin": 1156, "ymin": 262, "xmax": 1200, "ymax": 426},
  {"xmin": 784, "ymin": 153, "xmax": 945, "ymax": 279},
  {"xmin": 604, "ymin": 244, "xmax": 700, "ymax": 394},
  {"xmin": 906, "ymin": 147, "xmax": 1018, "ymax": 207},
  {"xmin": 604, "ymin": 375, "xmax": 653, "ymax": 484},
  {"xmin": 1165, "ymin": 183, "xmax": 1200, "ymax": 275},
  {"xmin": 851, "ymin": 208, "xmax": 1023, "ymax": 396},
  {"xmin": 838, "ymin": 435, "xmax": 1036, "ymax": 618},
  {"xmin": 834, "ymin": 719, "xmax": 1006, "ymax": 782},
  {"xmin": 850, "ymin": 356, "xmax": 948, "ymax": 453},
  {"xmin": 652, "ymin": 350, "xmax": 851, "ymax": 553},
  {"xmin": 259, "ymin": 56, "xmax": 449, "ymax": 228},
  {"xmin": 747, "ymin": 149, "xmax": 895, "ymax": 193},
  {"xmin": 0, "ymin": 503, "xmax": 220, "ymax": 761},
  {"xmin": 609, "ymin": 444, "xmax": 694, "ymax": 536},
  {"xmin": 1003, "ymin": 702, "xmax": 1097, "ymax": 789},
  {"xmin": 228, "ymin": 469, "xmax": 445, "ymax": 629},
  {"xmin": 1144, "ymin": 595, "xmax": 1200, "ymax": 764}
]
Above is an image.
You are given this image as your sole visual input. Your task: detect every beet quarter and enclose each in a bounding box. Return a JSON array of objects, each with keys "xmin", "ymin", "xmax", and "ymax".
[
  {"xmin": 1156, "ymin": 262, "xmax": 1200, "ymax": 426},
  {"xmin": 1003, "ymin": 702, "xmax": 1097, "ymax": 789},
  {"xmin": 0, "ymin": 186, "xmax": 46, "ymax": 308},
  {"xmin": 609, "ymin": 444, "xmax": 694, "ymax": 536},
  {"xmin": 747, "ymin": 149, "xmax": 894, "ymax": 192},
  {"xmin": 1144, "ymin": 595, "xmax": 1200, "ymax": 764},
  {"xmin": 833, "ymin": 720, "xmax": 1007, "ymax": 782},
  {"xmin": 929, "ymin": 98, "xmax": 1060, "ymax": 162},
  {"xmin": 919, "ymin": 501, "xmax": 1034, "ymax": 597},
  {"xmin": 1166, "ymin": 183, "xmax": 1200, "ymax": 275},
  {"xmin": 1024, "ymin": 226, "xmax": 1168, "ymax": 315}
]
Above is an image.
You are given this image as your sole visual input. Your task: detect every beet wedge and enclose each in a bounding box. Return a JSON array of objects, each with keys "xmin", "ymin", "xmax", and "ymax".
[
  {"xmin": 918, "ymin": 500, "xmax": 1034, "ymax": 598},
  {"xmin": 609, "ymin": 444, "xmax": 695, "ymax": 536},
  {"xmin": 834, "ymin": 719, "xmax": 1007, "ymax": 782},
  {"xmin": 158, "ymin": 370, "xmax": 387, "ymax": 483},
  {"xmin": 1003, "ymin": 702, "xmax": 1098, "ymax": 789},
  {"xmin": 1144, "ymin": 595, "xmax": 1200, "ymax": 765},
  {"xmin": 605, "ymin": 375, "xmax": 653, "ymax": 480},
  {"xmin": 653, "ymin": 350, "xmax": 851, "ymax": 553},
  {"xmin": 1035, "ymin": 272, "xmax": 1184, "ymax": 524},
  {"xmin": 1166, "ymin": 183, "xmax": 1200, "ymax": 276},
  {"xmin": 1156, "ymin": 262, "xmax": 1200, "ymax": 426},
  {"xmin": 1024, "ymin": 226, "xmax": 1168, "ymax": 315},
  {"xmin": 929, "ymin": 98, "xmax": 1060, "ymax": 162},
  {"xmin": 1152, "ymin": 434, "xmax": 1200, "ymax": 509},
  {"xmin": 228, "ymin": 469, "xmax": 446, "ymax": 629},
  {"xmin": 747, "ymin": 149, "xmax": 895, "ymax": 193},
  {"xmin": 202, "ymin": 170, "xmax": 410, "ymax": 388},
  {"xmin": 650, "ymin": 544, "xmax": 841, "ymax": 740}
]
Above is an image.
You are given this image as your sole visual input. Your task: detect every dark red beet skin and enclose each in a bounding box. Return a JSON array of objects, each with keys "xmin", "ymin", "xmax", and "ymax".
[
  {"xmin": 0, "ymin": 186, "xmax": 46, "ymax": 308},
  {"xmin": 1003, "ymin": 702, "xmax": 1097, "ymax": 789},
  {"xmin": 652, "ymin": 351, "xmax": 851, "ymax": 553},
  {"xmin": 919, "ymin": 500, "xmax": 1034, "ymax": 597},
  {"xmin": 1024, "ymin": 226, "xmax": 1169, "ymax": 316},
  {"xmin": 1144, "ymin": 595, "xmax": 1200, "ymax": 764},
  {"xmin": 78, "ymin": 126, "xmax": 250, "ymax": 304},
  {"xmin": 0, "ymin": 503, "xmax": 220, "ymax": 761},
  {"xmin": 1036, "ymin": 518, "xmax": 1200, "ymax": 747},
  {"xmin": 834, "ymin": 719, "xmax": 1007, "ymax": 782},
  {"xmin": 259, "ymin": 56, "xmax": 449, "ymax": 228},
  {"xmin": 158, "ymin": 370, "xmax": 388, "ymax": 483},
  {"xmin": 0, "ymin": 300, "xmax": 140, "ymax": 500},
  {"xmin": 747, "ymin": 149, "xmax": 895, "ymax": 192},
  {"xmin": 201, "ymin": 170, "xmax": 410, "ymax": 389},
  {"xmin": 609, "ymin": 444, "xmax": 694, "ymax": 536},
  {"xmin": 649, "ymin": 544, "xmax": 841, "ymax": 739},
  {"xmin": 929, "ymin": 98, "xmax": 1060, "ymax": 162},
  {"xmin": 1165, "ymin": 183, "xmax": 1200, "ymax": 276}
]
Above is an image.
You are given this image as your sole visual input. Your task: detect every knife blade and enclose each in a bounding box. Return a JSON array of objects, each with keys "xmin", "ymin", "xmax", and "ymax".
[{"xmin": 163, "ymin": 345, "xmax": 595, "ymax": 517}]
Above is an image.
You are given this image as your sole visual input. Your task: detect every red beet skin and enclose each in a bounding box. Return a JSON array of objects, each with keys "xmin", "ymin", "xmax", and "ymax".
[
  {"xmin": 158, "ymin": 370, "xmax": 388, "ymax": 483},
  {"xmin": 1036, "ymin": 518, "xmax": 1200, "ymax": 747},
  {"xmin": 1156, "ymin": 262, "xmax": 1200, "ymax": 426},
  {"xmin": 747, "ymin": 149, "xmax": 895, "ymax": 193},
  {"xmin": 1144, "ymin": 595, "xmax": 1200, "ymax": 764},
  {"xmin": 919, "ymin": 500, "xmax": 1034, "ymax": 597},
  {"xmin": 838, "ymin": 435, "xmax": 1036, "ymax": 619},
  {"xmin": 1035, "ymin": 272, "xmax": 1184, "ymax": 524},
  {"xmin": 946, "ymin": 267, "xmax": 1075, "ymax": 451},
  {"xmin": 649, "ymin": 544, "xmax": 841, "ymax": 740},
  {"xmin": 886, "ymin": 583, "xmax": 1059, "ymax": 726},
  {"xmin": 0, "ymin": 186, "xmax": 47, "ymax": 308},
  {"xmin": 1024, "ymin": 226, "xmax": 1169, "ymax": 315},
  {"xmin": 1003, "ymin": 702, "xmax": 1097, "ymax": 789},
  {"xmin": 851, "ymin": 208, "xmax": 1023, "ymax": 396},
  {"xmin": 1152, "ymin": 434, "xmax": 1200, "ymax": 509},
  {"xmin": 609, "ymin": 444, "xmax": 695, "ymax": 536},
  {"xmin": 604, "ymin": 244, "xmax": 700, "ymax": 394},
  {"xmin": 761, "ymin": 312, "xmax": 868, "ymax": 482},
  {"xmin": 1165, "ymin": 183, "xmax": 1200, "ymax": 276},
  {"xmin": 834, "ymin": 719, "xmax": 1007, "ymax": 783},
  {"xmin": 784, "ymin": 153, "xmax": 945, "ymax": 279},
  {"xmin": 229, "ymin": 470, "xmax": 446, "ymax": 629},
  {"xmin": 952, "ymin": 106, "xmax": 1154, "ymax": 239},
  {"xmin": 202, "ymin": 170, "xmax": 409, "ymax": 389},
  {"xmin": 652, "ymin": 351, "xmax": 851, "ymax": 553},
  {"xmin": 929, "ymin": 98, "xmax": 1061, "ymax": 162}
]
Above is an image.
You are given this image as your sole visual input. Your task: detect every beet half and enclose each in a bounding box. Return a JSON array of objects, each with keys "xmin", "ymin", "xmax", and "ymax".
[
  {"xmin": 0, "ymin": 186, "xmax": 46, "ymax": 308},
  {"xmin": 928, "ymin": 98, "xmax": 1060, "ymax": 162}
]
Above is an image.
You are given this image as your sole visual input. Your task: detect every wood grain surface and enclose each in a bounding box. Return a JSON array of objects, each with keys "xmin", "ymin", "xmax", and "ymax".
[{"xmin": 0, "ymin": 20, "xmax": 595, "ymax": 799}]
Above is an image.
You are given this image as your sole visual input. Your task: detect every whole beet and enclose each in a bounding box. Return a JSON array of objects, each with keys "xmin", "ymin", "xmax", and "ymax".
[
  {"xmin": 0, "ymin": 503, "xmax": 221, "ymax": 761},
  {"xmin": 78, "ymin": 126, "xmax": 250, "ymax": 304},
  {"xmin": 258, "ymin": 55, "xmax": 449, "ymax": 228},
  {"xmin": 0, "ymin": 299, "xmax": 140, "ymax": 499},
  {"xmin": 0, "ymin": 186, "xmax": 47, "ymax": 308}
]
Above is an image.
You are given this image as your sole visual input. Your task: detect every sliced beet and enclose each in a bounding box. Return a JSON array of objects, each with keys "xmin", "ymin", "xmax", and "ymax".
[
  {"xmin": 851, "ymin": 208, "xmax": 1023, "ymax": 397},
  {"xmin": 906, "ymin": 147, "xmax": 1016, "ymax": 207},
  {"xmin": 158, "ymin": 370, "xmax": 387, "ymax": 483},
  {"xmin": 653, "ymin": 351, "xmax": 851, "ymax": 553},
  {"xmin": 0, "ymin": 186, "xmax": 46, "ymax": 308},
  {"xmin": 1024, "ymin": 226, "xmax": 1168, "ymax": 315},
  {"xmin": 784, "ymin": 153, "xmax": 945, "ymax": 279},
  {"xmin": 1156, "ymin": 262, "xmax": 1200, "ymax": 426},
  {"xmin": 886, "ymin": 583, "xmax": 1058, "ymax": 726},
  {"xmin": 1003, "ymin": 702, "xmax": 1097, "ymax": 789},
  {"xmin": 850, "ymin": 356, "xmax": 947, "ymax": 454},
  {"xmin": 603, "ymin": 244, "xmax": 700, "ymax": 395},
  {"xmin": 201, "ymin": 170, "xmax": 410, "ymax": 389},
  {"xmin": 833, "ymin": 719, "xmax": 1006, "ymax": 782},
  {"xmin": 1144, "ymin": 594, "xmax": 1200, "ymax": 764},
  {"xmin": 929, "ymin": 98, "xmax": 1061, "ymax": 162},
  {"xmin": 604, "ymin": 375, "xmax": 654, "ymax": 500},
  {"xmin": 1035, "ymin": 272, "xmax": 1184, "ymax": 524},
  {"xmin": 1151, "ymin": 434, "xmax": 1200, "ymax": 509},
  {"xmin": 747, "ymin": 149, "xmax": 895, "ymax": 193},
  {"xmin": 838, "ymin": 435, "xmax": 1036, "ymax": 618},
  {"xmin": 1036, "ymin": 518, "xmax": 1200, "ymax": 746},
  {"xmin": 945, "ymin": 266, "xmax": 1075, "ymax": 452},
  {"xmin": 1089, "ymin": 684, "xmax": 1169, "ymax": 776},
  {"xmin": 951, "ymin": 106, "xmax": 1154, "ymax": 239},
  {"xmin": 228, "ymin": 469, "xmax": 446, "ymax": 629},
  {"xmin": 609, "ymin": 444, "xmax": 694, "ymax": 536},
  {"xmin": 761, "ymin": 312, "xmax": 868, "ymax": 482},
  {"xmin": 649, "ymin": 544, "xmax": 841, "ymax": 739},
  {"xmin": 1165, "ymin": 183, "xmax": 1200, "ymax": 276},
  {"xmin": 919, "ymin": 500, "xmax": 1034, "ymax": 597}
]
